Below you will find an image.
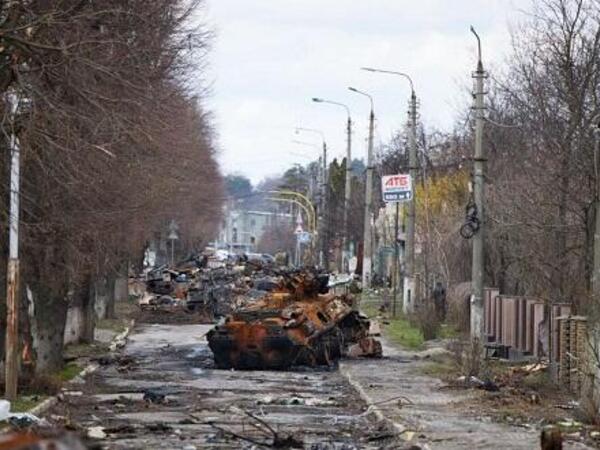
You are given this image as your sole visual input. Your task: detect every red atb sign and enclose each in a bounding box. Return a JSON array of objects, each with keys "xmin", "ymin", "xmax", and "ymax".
[{"xmin": 381, "ymin": 174, "xmax": 412, "ymax": 203}]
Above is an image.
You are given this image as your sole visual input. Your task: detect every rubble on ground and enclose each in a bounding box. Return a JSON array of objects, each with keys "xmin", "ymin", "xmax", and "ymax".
[
  {"xmin": 137, "ymin": 252, "xmax": 278, "ymax": 321},
  {"xmin": 136, "ymin": 252, "xmax": 382, "ymax": 369}
]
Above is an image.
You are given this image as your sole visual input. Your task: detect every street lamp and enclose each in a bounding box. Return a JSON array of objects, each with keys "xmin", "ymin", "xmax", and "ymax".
[
  {"xmin": 348, "ymin": 87, "xmax": 375, "ymax": 290},
  {"xmin": 296, "ymin": 127, "xmax": 328, "ymax": 268},
  {"xmin": 361, "ymin": 66, "xmax": 419, "ymax": 314},
  {"xmin": 312, "ymin": 97, "xmax": 353, "ymax": 273}
]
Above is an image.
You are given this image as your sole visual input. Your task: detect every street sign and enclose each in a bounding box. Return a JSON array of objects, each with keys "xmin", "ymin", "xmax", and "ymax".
[
  {"xmin": 297, "ymin": 232, "xmax": 311, "ymax": 244},
  {"xmin": 381, "ymin": 174, "xmax": 412, "ymax": 203}
]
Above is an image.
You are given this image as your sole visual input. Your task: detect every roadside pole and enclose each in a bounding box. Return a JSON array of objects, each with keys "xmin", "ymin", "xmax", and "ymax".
[
  {"xmin": 343, "ymin": 116, "xmax": 352, "ymax": 273},
  {"xmin": 404, "ymin": 91, "xmax": 418, "ymax": 314},
  {"xmin": 381, "ymin": 175, "xmax": 412, "ymax": 317},
  {"xmin": 294, "ymin": 128, "xmax": 327, "ymax": 268},
  {"xmin": 392, "ymin": 202, "xmax": 399, "ymax": 317},
  {"xmin": 348, "ymin": 87, "xmax": 374, "ymax": 289},
  {"xmin": 321, "ymin": 141, "xmax": 327, "ymax": 268},
  {"xmin": 311, "ymin": 98, "xmax": 352, "ymax": 273},
  {"xmin": 363, "ymin": 105, "xmax": 375, "ymax": 288},
  {"xmin": 360, "ymin": 67, "xmax": 418, "ymax": 314},
  {"xmin": 5, "ymin": 93, "xmax": 20, "ymax": 400},
  {"xmin": 470, "ymin": 27, "xmax": 486, "ymax": 340}
]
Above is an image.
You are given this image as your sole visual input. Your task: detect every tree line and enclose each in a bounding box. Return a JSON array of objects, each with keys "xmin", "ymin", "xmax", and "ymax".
[
  {"xmin": 0, "ymin": 1, "xmax": 223, "ymax": 374},
  {"xmin": 379, "ymin": 0, "xmax": 600, "ymax": 308},
  {"xmin": 265, "ymin": 0, "xmax": 599, "ymax": 312}
]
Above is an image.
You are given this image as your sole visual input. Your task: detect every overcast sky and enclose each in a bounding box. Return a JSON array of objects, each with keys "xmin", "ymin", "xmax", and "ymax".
[{"xmin": 201, "ymin": 1, "xmax": 522, "ymax": 184}]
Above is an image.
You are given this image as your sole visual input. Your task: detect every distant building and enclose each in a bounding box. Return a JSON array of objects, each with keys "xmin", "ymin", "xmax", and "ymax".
[{"xmin": 217, "ymin": 206, "xmax": 293, "ymax": 254}]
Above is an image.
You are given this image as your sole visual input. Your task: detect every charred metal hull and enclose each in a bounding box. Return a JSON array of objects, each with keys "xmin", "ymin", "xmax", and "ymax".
[{"xmin": 207, "ymin": 270, "xmax": 374, "ymax": 370}]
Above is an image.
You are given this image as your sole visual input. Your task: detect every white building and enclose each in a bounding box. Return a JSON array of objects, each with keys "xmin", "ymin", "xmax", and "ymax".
[{"xmin": 217, "ymin": 206, "xmax": 293, "ymax": 254}]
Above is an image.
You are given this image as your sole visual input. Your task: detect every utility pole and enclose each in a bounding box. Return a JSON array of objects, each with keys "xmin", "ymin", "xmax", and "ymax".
[
  {"xmin": 392, "ymin": 202, "xmax": 400, "ymax": 317},
  {"xmin": 592, "ymin": 119, "xmax": 600, "ymax": 298},
  {"xmin": 321, "ymin": 140, "xmax": 327, "ymax": 268},
  {"xmin": 294, "ymin": 127, "xmax": 327, "ymax": 268},
  {"xmin": 343, "ymin": 116, "xmax": 352, "ymax": 273},
  {"xmin": 404, "ymin": 89, "xmax": 418, "ymax": 314},
  {"xmin": 312, "ymin": 98, "xmax": 352, "ymax": 273},
  {"xmin": 349, "ymin": 87, "xmax": 375, "ymax": 289},
  {"xmin": 360, "ymin": 67, "xmax": 418, "ymax": 313},
  {"xmin": 5, "ymin": 92, "xmax": 20, "ymax": 400},
  {"xmin": 470, "ymin": 26, "xmax": 486, "ymax": 340}
]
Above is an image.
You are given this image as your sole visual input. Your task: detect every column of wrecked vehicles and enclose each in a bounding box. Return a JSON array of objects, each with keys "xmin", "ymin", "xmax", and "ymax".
[{"xmin": 137, "ymin": 252, "xmax": 382, "ymax": 369}]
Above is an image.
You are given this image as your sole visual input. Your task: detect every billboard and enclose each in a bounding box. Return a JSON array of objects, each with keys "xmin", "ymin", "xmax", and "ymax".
[{"xmin": 381, "ymin": 174, "xmax": 412, "ymax": 203}]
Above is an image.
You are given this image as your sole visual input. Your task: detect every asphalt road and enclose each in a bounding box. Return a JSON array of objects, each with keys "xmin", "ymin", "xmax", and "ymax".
[{"xmin": 49, "ymin": 323, "xmax": 397, "ymax": 449}]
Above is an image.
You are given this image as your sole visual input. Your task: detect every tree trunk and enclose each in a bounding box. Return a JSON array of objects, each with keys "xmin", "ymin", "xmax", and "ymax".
[
  {"xmin": 68, "ymin": 276, "xmax": 95, "ymax": 344},
  {"xmin": 105, "ymin": 275, "xmax": 116, "ymax": 319},
  {"xmin": 80, "ymin": 276, "xmax": 95, "ymax": 343},
  {"xmin": 30, "ymin": 291, "xmax": 69, "ymax": 374}
]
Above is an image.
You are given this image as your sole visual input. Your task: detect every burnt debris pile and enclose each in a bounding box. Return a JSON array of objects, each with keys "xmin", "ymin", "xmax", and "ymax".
[
  {"xmin": 207, "ymin": 268, "xmax": 382, "ymax": 370},
  {"xmin": 138, "ymin": 254, "xmax": 279, "ymax": 321},
  {"xmin": 138, "ymin": 254, "xmax": 381, "ymax": 369}
]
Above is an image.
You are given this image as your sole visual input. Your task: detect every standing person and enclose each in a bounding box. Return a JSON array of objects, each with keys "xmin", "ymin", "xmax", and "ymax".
[{"xmin": 433, "ymin": 281, "xmax": 447, "ymax": 322}]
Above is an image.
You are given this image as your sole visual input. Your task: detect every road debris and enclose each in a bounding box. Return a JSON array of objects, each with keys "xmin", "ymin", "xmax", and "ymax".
[
  {"xmin": 0, "ymin": 432, "xmax": 86, "ymax": 450},
  {"xmin": 541, "ymin": 425, "xmax": 563, "ymax": 450},
  {"xmin": 87, "ymin": 426, "xmax": 107, "ymax": 439},
  {"xmin": 138, "ymin": 253, "xmax": 280, "ymax": 323},
  {"xmin": 207, "ymin": 407, "xmax": 304, "ymax": 449},
  {"xmin": 348, "ymin": 337, "xmax": 383, "ymax": 358},
  {"xmin": 142, "ymin": 389, "xmax": 166, "ymax": 404}
]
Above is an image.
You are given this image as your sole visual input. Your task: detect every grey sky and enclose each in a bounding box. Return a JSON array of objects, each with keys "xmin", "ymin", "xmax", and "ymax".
[{"xmin": 203, "ymin": 1, "xmax": 521, "ymax": 184}]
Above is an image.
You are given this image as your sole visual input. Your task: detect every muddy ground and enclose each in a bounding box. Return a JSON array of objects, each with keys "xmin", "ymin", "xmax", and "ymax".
[
  {"xmin": 341, "ymin": 338, "xmax": 597, "ymax": 449},
  {"xmin": 39, "ymin": 307, "xmax": 600, "ymax": 449},
  {"xmin": 45, "ymin": 323, "xmax": 399, "ymax": 449}
]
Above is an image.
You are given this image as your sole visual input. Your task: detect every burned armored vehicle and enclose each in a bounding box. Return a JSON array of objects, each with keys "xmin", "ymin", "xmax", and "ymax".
[{"xmin": 207, "ymin": 269, "xmax": 380, "ymax": 370}]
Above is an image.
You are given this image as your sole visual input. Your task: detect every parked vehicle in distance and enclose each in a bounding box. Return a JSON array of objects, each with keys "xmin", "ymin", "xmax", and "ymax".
[{"xmin": 245, "ymin": 252, "xmax": 275, "ymax": 265}]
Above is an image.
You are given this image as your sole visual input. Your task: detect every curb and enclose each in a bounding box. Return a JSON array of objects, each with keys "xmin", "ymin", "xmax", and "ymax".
[
  {"xmin": 109, "ymin": 319, "xmax": 135, "ymax": 352},
  {"xmin": 27, "ymin": 318, "xmax": 136, "ymax": 417},
  {"xmin": 28, "ymin": 396, "xmax": 58, "ymax": 417},
  {"xmin": 339, "ymin": 363, "xmax": 407, "ymax": 436}
]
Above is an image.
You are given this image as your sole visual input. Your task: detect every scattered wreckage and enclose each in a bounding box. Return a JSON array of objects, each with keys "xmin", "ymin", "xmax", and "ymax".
[
  {"xmin": 207, "ymin": 269, "xmax": 382, "ymax": 369},
  {"xmin": 138, "ymin": 256, "xmax": 277, "ymax": 319},
  {"xmin": 138, "ymin": 254, "xmax": 381, "ymax": 369}
]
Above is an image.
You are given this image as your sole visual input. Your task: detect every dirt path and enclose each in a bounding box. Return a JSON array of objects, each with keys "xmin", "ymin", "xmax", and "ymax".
[
  {"xmin": 46, "ymin": 323, "xmax": 398, "ymax": 449},
  {"xmin": 340, "ymin": 337, "xmax": 592, "ymax": 449}
]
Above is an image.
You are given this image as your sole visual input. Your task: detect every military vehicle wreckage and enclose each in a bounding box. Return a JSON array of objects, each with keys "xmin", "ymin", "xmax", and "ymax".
[{"xmin": 207, "ymin": 269, "xmax": 381, "ymax": 370}]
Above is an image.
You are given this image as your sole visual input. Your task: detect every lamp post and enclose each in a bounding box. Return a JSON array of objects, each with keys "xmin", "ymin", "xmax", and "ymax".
[
  {"xmin": 348, "ymin": 87, "xmax": 375, "ymax": 289},
  {"xmin": 361, "ymin": 67, "xmax": 418, "ymax": 313},
  {"xmin": 296, "ymin": 127, "xmax": 328, "ymax": 268},
  {"xmin": 312, "ymin": 98, "xmax": 352, "ymax": 273},
  {"xmin": 468, "ymin": 26, "xmax": 487, "ymax": 340}
]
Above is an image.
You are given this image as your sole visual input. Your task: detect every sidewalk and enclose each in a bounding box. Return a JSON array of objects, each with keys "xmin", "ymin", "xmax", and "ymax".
[{"xmin": 340, "ymin": 337, "xmax": 592, "ymax": 449}]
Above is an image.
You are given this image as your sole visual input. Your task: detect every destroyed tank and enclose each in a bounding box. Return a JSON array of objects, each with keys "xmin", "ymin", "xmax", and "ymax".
[{"xmin": 207, "ymin": 270, "xmax": 373, "ymax": 369}]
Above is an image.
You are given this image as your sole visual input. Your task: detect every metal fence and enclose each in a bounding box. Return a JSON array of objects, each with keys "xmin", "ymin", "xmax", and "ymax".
[{"xmin": 484, "ymin": 289, "xmax": 572, "ymax": 361}]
